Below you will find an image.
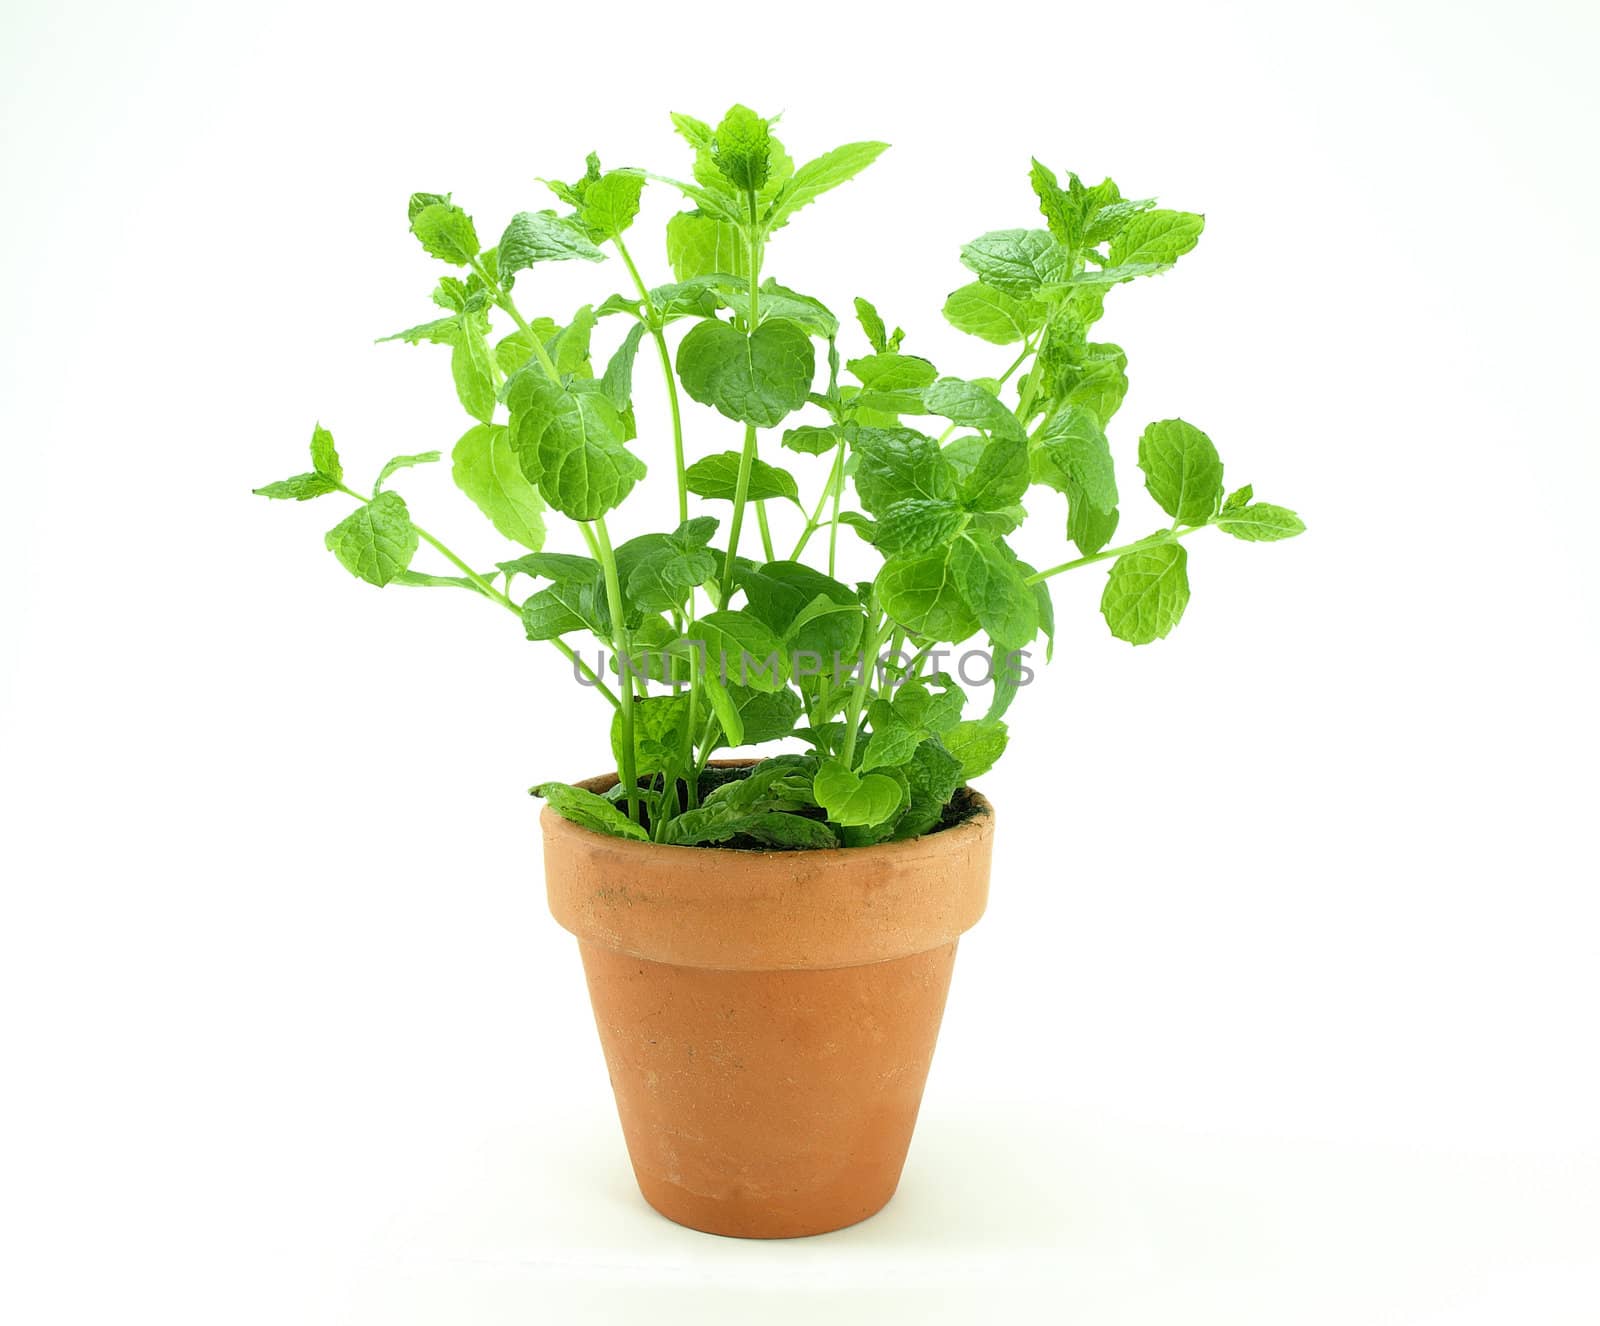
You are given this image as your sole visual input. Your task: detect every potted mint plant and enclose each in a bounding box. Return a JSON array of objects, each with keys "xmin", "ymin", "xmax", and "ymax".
[{"xmin": 256, "ymin": 106, "xmax": 1304, "ymax": 1238}]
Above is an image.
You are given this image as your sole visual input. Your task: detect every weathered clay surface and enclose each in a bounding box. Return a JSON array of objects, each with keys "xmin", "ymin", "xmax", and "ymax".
[{"xmin": 542, "ymin": 768, "xmax": 993, "ymax": 1238}]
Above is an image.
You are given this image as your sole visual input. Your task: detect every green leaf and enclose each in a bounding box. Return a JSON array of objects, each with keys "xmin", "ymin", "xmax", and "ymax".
[
  {"xmin": 812, "ymin": 759, "xmax": 905, "ymax": 828},
  {"xmin": 688, "ymin": 610, "xmax": 789, "ymax": 692},
  {"xmin": 451, "ymin": 314, "xmax": 496, "ymax": 423},
  {"xmin": 521, "ymin": 579, "xmax": 597, "ymax": 640},
  {"xmin": 253, "ymin": 472, "xmax": 338, "ymax": 501},
  {"xmin": 378, "ymin": 316, "xmax": 460, "ymax": 347},
  {"xmin": 727, "ymin": 684, "xmax": 805, "ymax": 746},
  {"xmin": 452, "ymin": 423, "xmax": 546, "ymax": 551},
  {"xmin": 675, "ymin": 317, "xmax": 815, "ymax": 428},
  {"xmin": 601, "ymin": 322, "xmax": 648, "ymax": 413},
  {"xmin": 1067, "ymin": 483, "xmax": 1120, "ymax": 556},
  {"xmin": 922, "ymin": 377, "xmax": 1026, "ymax": 442},
  {"xmin": 943, "ymin": 718, "xmax": 1008, "ymax": 780},
  {"xmin": 373, "ymin": 450, "xmax": 441, "ymax": 494},
  {"xmin": 665, "ymin": 211, "xmax": 748, "ymax": 282},
  {"xmin": 625, "ymin": 540, "xmax": 715, "ymax": 613},
  {"xmin": 547, "ymin": 304, "xmax": 599, "ymax": 377},
  {"xmin": 494, "ymin": 322, "xmax": 560, "ymax": 376},
  {"xmin": 1138, "ymin": 419, "xmax": 1224, "ymax": 523},
  {"xmin": 876, "ymin": 544, "xmax": 979, "ymax": 644},
  {"xmin": 684, "ymin": 450, "xmax": 802, "ymax": 504},
  {"xmin": 951, "ymin": 536, "xmax": 1039, "ymax": 650},
  {"xmin": 959, "ymin": 229, "xmax": 1070, "ymax": 298},
  {"xmin": 942, "ymin": 281, "xmax": 1041, "ymax": 345},
  {"xmin": 781, "ymin": 423, "xmax": 843, "ymax": 456},
  {"xmin": 854, "ymin": 296, "xmax": 890, "ymax": 353},
  {"xmin": 507, "ymin": 376, "xmax": 644, "ymax": 520},
  {"xmin": 407, "ymin": 191, "xmax": 450, "ymax": 223},
  {"xmin": 699, "ymin": 665, "xmax": 746, "ymax": 747},
  {"xmin": 1028, "ymin": 159, "xmax": 1078, "ymax": 246},
  {"xmin": 500, "ymin": 551, "xmax": 598, "ymax": 582},
  {"xmin": 847, "ymin": 353, "xmax": 938, "ymax": 392},
  {"xmin": 1216, "ymin": 502, "xmax": 1306, "ymax": 542},
  {"xmin": 1101, "ymin": 541, "xmax": 1190, "ymax": 644},
  {"xmin": 860, "ymin": 712, "xmax": 921, "ymax": 773},
  {"xmin": 875, "ymin": 498, "xmax": 969, "ymax": 555},
  {"xmin": 1034, "ymin": 407, "xmax": 1117, "ymax": 511},
  {"xmin": 579, "ymin": 170, "xmax": 645, "ymax": 240},
  {"xmin": 612, "ymin": 694, "xmax": 690, "ymax": 781},
  {"xmin": 324, "ymin": 491, "xmax": 418, "ymax": 587},
  {"xmin": 1222, "ymin": 483, "xmax": 1253, "ymax": 514},
  {"xmin": 891, "ymin": 737, "xmax": 967, "ymax": 839},
  {"xmin": 712, "ymin": 104, "xmax": 773, "ymax": 191},
  {"xmin": 712, "ymin": 278, "xmax": 839, "ymax": 337},
  {"xmin": 310, "ymin": 423, "xmax": 342, "ymax": 481},
  {"xmin": 496, "ymin": 211, "xmax": 605, "ymax": 282},
  {"xmin": 532, "ymin": 781, "xmax": 648, "ymax": 841},
  {"xmin": 1108, "ymin": 209, "xmax": 1204, "ymax": 269},
  {"xmin": 766, "ymin": 141, "xmax": 889, "ymax": 230},
  {"xmin": 962, "ymin": 432, "xmax": 1030, "ymax": 511},
  {"xmin": 852, "ymin": 427, "xmax": 959, "ymax": 515},
  {"xmin": 410, "ymin": 201, "xmax": 479, "ymax": 266}
]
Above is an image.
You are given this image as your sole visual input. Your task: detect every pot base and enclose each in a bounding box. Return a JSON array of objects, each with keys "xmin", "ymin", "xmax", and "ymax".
[{"xmin": 579, "ymin": 940, "xmax": 958, "ymax": 1239}]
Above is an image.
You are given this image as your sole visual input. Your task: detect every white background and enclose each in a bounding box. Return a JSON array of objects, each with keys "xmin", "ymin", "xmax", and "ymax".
[{"xmin": 3, "ymin": 0, "xmax": 1597, "ymax": 1321}]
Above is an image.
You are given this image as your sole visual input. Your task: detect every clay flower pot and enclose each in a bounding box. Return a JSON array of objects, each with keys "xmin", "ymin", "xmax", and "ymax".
[{"xmin": 541, "ymin": 767, "xmax": 993, "ymax": 1238}]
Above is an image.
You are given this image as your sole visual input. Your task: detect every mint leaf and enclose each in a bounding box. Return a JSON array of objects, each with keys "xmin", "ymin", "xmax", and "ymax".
[
  {"xmin": 854, "ymin": 296, "xmax": 890, "ymax": 353},
  {"xmin": 451, "ymin": 316, "xmax": 497, "ymax": 423},
  {"xmin": 687, "ymin": 611, "xmax": 789, "ymax": 692},
  {"xmin": 812, "ymin": 759, "xmax": 905, "ymax": 827},
  {"xmin": 876, "ymin": 544, "xmax": 979, "ymax": 644},
  {"xmin": 373, "ymin": 450, "xmax": 441, "ymax": 494},
  {"xmin": 1101, "ymin": 541, "xmax": 1189, "ymax": 644},
  {"xmin": 852, "ymin": 427, "xmax": 959, "ymax": 514},
  {"xmin": 951, "ymin": 536, "xmax": 1039, "ymax": 650},
  {"xmin": 1138, "ymin": 419, "xmax": 1224, "ymax": 523},
  {"xmin": 943, "ymin": 718, "xmax": 1008, "ymax": 780},
  {"xmin": 1034, "ymin": 407, "xmax": 1117, "ymax": 512},
  {"xmin": 891, "ymin": 737, "xmax": 966, "ymax": 839},
  {"xmin": 1108, "ymin": 209, "xmax": 1204, "ymax": 269},
  {"xmin": 781, "ymin": 423, "xmax": 843, "ymax": 456},
  {"xmin": 452, "ymin": 423, "xmax": 547, "ymax": 551},
  {"xmin": 310, "ymin": 424, "xmax": 342, "ymax": 481},
  {"xmin": 324, "ymin": 492, "xmax": 418, "ymax": 587},
  {"xmin": 675, "ymin": 317, "xmax": 815, "ymax": 427},
  {"xmin": 766, "ymin": 141, "xmax": 889, "ymax": 231},
  {"xmin": 497, "ymin": 210, "xmax": 605, "ymax": 281},
  {"xmin": 253, "ymin": 472, "xmax": 338, "ymax": 501},
  {"xmin": 961, "ymin": 432, "xmax": 1031, "ymax": 512},
  {"xmin": 665, "ymin": 211, "xmax": 749, "ymax": 282},
  {"xmin": 507, "ymin": 376, "xmax": 644, "ymax": 520},
  {"xmin": 684, "ymin": 450, "xmax": 802, "ymax": 504},
  {"xmin": 712, "ymin": 104, "xmax": 772, "ymax": 192},
  {"xmin": 943, "ymin": 281, "xmax": 1041, "ymax": 345},
  {"xmin": 600, "ymin": 322, "xmax": 647, "ymax": 413},
  {"xmin": 922, "ymin": 377, "xmax": 1026, "ymax": 442},
  {"xmin": 875, "ymin": 498, "xmax": 969, "ymax": 555},
  {"xmin": 1067, "ymin": 482, "xmax": 1121, "ymax": 556},
  {"xmin": 847, "ymin": 353, "xmax": 938, "ymax": 392},
  {"xmin": 612, "ymin": 694, "xmax": 690, "ymax": 780},
  {"xmin": 959, "ymin": 229, "xmax": 1070, "ymax": 298},
  {"xmin": 532, "ymin": 781, "xmax": 648, "ymax": 841},
  {"xmin": 1222, "ymin": 483, "xmax": 1254, "ymax": 514},
  {"xmin": 578, "ymin": 169, "xmax": 645, "ymax": 240},
  {"xmin": 410, "ymin": 201, "xmax": 479, "ymax": 266},
  {"xmin": 1216, "ymin": 502, "xmax": 1305, "ymax": 542}
]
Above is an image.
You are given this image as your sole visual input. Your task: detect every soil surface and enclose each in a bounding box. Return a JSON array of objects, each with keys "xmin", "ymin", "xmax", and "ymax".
[{"xmin": 641, "ymin": 767, "xmax": 984, "ymax": 851}]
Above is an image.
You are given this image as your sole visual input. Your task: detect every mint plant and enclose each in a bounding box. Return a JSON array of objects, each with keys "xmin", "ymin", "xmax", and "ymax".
[{"xmin": 256, "ymin": 107, "xmax": 1304, "ymax": 849}]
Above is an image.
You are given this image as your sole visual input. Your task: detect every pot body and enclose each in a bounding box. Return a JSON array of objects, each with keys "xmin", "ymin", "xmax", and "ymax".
[{"xmin": 542, "ymin": 773, "xmax": 992, "ymax": 1238}]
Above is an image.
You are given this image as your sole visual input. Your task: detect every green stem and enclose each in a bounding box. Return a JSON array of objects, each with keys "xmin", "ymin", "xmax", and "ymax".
[
  {"xmin": 827, "ymin": 433, "xmax": 847, "ymax": 579},
  {"xmin": 1026, "ymin": 523, "xmax": 1209, "ymax": 583},
  {"xmin": 469, "ymin": 256, "xmax": 560, "ymax": 381},
  {"xmin": 590, "ymin": 516, "xmax": 640, "ymax": 823},
  {"xmin": 790, "ymin": 427, "xmax": 848, "ymax": 562},
  {"xmin": 755, "ymin": 501, "xmax": 775, "ymax": 562},
  {"xmin": 613, "ymin": 234, "xmax": 690, "ymax": 527},
  {"xmin": 839, "ymin": 604, "xmax": 887, "ymax": 768},
  {"xmin": 334, "ymin": 482, "xmax": 619, "ymax": 708},
  {"xmin": 718, "ymin": 199, "xmax": 766, "ymax": 602}
]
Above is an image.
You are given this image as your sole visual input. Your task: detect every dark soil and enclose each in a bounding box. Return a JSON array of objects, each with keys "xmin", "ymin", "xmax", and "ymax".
[{"xmin": 638, "ymin": 766, "xmax": 984, "ymax": 851}]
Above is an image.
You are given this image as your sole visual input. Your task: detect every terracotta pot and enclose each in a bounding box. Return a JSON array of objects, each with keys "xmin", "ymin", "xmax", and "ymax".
[{"xmin": 541, "ymin": 766, "xmax": 993, "ymax": 1239}]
